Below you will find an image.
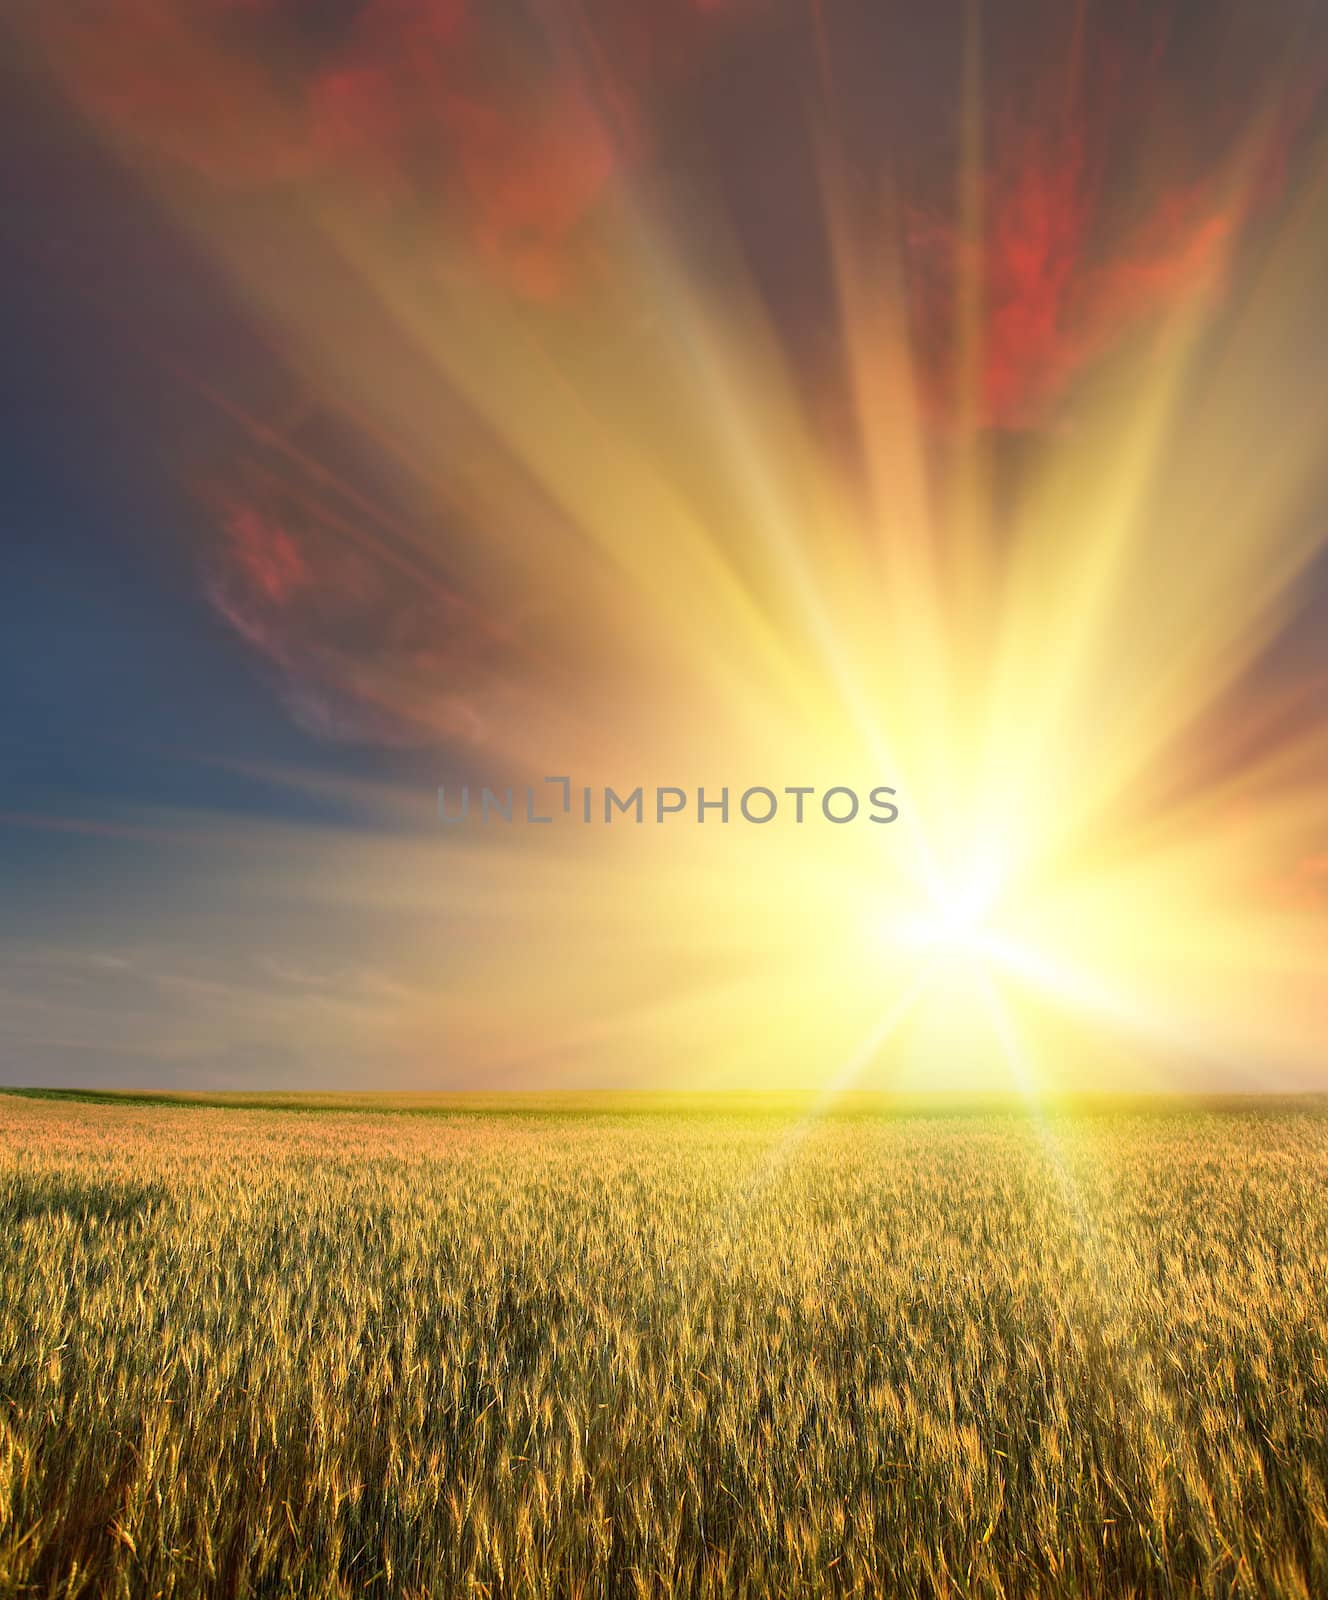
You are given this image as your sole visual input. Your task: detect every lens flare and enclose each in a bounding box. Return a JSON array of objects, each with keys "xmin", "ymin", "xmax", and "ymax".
[{"xmin": 16, "ymin": 1, "xmax": 1328, "ymax": 1093}]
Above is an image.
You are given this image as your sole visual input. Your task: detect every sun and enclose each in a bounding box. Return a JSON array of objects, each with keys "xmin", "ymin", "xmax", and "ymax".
[{"xmin": 902, "ymin": 887, "xmax": 998, "ymax": 962}]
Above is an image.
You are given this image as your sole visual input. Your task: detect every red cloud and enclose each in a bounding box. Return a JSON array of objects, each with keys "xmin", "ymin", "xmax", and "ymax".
[
  {"xmin": 197, "ymin": 447, "xmax": 525, "ymax": 748},
  {"xmin": 34, "ymin": 0, "xmax": 747, "ymax": 302},
  {"xmin": 905, "ymin": 15, "xmax": 1319, "ymax": 430}
]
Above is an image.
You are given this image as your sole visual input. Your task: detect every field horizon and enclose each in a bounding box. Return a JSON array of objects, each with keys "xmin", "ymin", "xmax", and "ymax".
[{"xmin": 6, "ymin": 1085, "xmax": 1328, "ymax": 1120}]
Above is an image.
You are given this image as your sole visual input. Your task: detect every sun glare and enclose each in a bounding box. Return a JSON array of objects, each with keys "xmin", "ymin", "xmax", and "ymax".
[
  {"xmin": 902, "ymin": 889, "xmax": 997, "ymax": 959},
  {"xmin": 17, "ymin": 2, "xmax": 1328, "ymax": 1098}
]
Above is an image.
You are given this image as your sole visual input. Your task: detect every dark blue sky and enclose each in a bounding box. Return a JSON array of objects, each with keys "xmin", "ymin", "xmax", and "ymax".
[{"xmin": 0, "ymin": 61, "xmax": 434, "ymax": 848}]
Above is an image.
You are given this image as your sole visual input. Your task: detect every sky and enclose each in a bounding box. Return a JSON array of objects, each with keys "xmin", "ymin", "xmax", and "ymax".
[{"xmin": 2, "ymin": 0, "xmax": 1328, "ymax": 1094}]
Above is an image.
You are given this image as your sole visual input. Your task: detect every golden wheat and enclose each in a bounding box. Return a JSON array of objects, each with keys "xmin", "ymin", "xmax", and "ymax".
[{"xmin": 2, "ymin": 1093, "xmax": 1327, "ymax": 1598}]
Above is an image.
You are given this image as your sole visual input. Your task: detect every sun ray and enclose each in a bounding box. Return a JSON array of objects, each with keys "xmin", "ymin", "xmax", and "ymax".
[{"xmin": 16, "ymin": 2, "xmax": 1328, "ymax": 1095}]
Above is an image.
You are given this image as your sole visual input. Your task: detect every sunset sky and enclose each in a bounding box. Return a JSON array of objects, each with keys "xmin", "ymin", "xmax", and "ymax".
[{"xmin": 3, "ymin": 0, "xmax": 1327, "ymax": 1093}]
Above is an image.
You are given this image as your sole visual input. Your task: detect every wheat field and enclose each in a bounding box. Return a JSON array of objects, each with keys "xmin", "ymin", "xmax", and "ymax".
[{"xmin": 2, "ymin": 1092, "xmax": 1327, "ymax": 1599}]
